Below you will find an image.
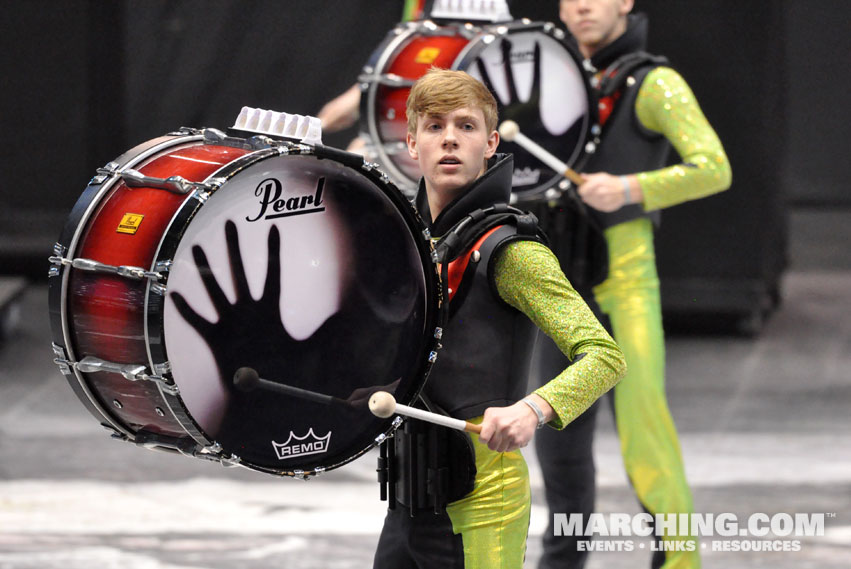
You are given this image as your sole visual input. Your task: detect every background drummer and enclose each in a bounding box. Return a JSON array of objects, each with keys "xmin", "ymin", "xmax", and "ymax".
[
  {"xmin": 315, "ymin": 1, "xmax": 424, "ymax": 152},
  {"xmin": 373, "ymin": 67, "xmax": 625, "ymax": 569},
  {"xmin": 532, "ymin": 1, "xmax": 732, "ymax": 568}
]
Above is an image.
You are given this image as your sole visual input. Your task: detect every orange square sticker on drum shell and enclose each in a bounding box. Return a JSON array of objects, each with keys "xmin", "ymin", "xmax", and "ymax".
[
  {"xmin": 117, "ymin": 213, "xmax": 145, "ymax": 235},
  {"xmin": 414, "ymin": 47, "xmax": 441, "ymax": 65}
]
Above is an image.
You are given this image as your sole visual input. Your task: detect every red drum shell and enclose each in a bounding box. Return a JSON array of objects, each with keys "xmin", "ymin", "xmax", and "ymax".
[
  {"xmin": 49, "ymin": 133, "xmax": 442, "ymax": 477},
  {"xmin": 66, "ymin": 142, "xmax": 249, "ymax": 436}
]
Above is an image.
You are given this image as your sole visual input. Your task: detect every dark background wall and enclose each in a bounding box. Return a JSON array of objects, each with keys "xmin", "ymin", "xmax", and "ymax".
[{"xmin": 1, "ymin": 0, "xmax": 847, "ymax": 315}]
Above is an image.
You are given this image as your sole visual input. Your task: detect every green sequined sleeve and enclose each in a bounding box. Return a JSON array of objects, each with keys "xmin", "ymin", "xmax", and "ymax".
[
  {"xmin": 493, "ymin": 240, "xmax": 626, "ymax": 429},
  {"xmin": 635, "ymin": 67, "xmax": 732, "ymax": 211}
]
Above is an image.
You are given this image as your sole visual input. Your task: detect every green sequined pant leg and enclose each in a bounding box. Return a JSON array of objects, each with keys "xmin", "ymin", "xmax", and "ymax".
[
  {"xmin": 446, "ymin": 418, "xmax": 531, "ymax": 569},
  {"xmin": 593, "ymin": 218, "xmax": 700, "ymax": 568}
]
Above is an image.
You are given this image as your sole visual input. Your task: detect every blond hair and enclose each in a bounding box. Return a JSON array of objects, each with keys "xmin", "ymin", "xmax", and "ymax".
[{"xmin": 406, "ymin": 68, "xmax": 498, "ymax": 135}]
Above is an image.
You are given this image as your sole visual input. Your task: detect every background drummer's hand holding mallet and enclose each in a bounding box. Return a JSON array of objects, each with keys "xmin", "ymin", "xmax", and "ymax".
[
  {"xmin": 369, "ymin": 391, "xmax": 553, "ymax": 453},
  {"xmin": 498, "ymin": 120, "xmax": 642, "ymax": 212}
]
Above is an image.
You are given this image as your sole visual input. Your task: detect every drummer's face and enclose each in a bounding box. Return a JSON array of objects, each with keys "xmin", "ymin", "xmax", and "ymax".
[
  {"xmin": 559, "ymin": 0, "xmax": 633, "ymax": 58},
  {"xmin": 406, "ymin": 106, "xmax": 498, "ymax": 209}
]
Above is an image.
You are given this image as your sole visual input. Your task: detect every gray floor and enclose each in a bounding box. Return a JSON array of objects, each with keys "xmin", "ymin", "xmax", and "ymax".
[{"xmin": 1, "ymin": 209, "xmax": 849, "ymax": 568}]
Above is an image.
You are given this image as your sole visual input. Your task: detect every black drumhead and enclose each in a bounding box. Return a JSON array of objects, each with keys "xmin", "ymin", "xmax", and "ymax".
[{"xmin": 163, "ymin": 152, "xmax": 439, "ymax": 474}]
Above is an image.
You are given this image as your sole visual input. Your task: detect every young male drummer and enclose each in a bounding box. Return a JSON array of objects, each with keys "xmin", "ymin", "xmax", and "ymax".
[{"xmin": 372, "ymin": 67, "xmax": 626, "ymax": 569}]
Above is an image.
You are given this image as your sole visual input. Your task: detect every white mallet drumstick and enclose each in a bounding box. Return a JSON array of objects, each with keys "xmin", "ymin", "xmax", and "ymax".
[
  {"xmin": 368, "ymin": 391, "xmax": 483, "ymax": 434},
  {"xmin": 498, "ymin": 120, "xmax": 585, "ymax": 186}
]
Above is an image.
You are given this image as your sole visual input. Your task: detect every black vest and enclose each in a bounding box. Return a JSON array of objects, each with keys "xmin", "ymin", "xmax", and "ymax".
[
  {"xmin": 414, "ymin": 155, "xmax": 542, "ymax": 420},
  {"xmin": 424, "ymin": 223, "xmax": 538, "ymax": 419},
  {"xmin": 579, "ymin": 13, "xmax": 672, "ymax": 229}
]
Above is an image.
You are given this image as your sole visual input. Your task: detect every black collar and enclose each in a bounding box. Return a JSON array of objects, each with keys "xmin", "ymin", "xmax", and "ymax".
[
  {"xmin": 414, "ymin": 153, "xmax": 514, "ymax": 236},
  {"xmin": 566, "ymin": 13, "xmax": 650, "ymax": 72}
]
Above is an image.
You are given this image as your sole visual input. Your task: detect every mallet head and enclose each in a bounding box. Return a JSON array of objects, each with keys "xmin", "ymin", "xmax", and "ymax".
[
  {"xmin": 368, "ymin": 391, "xmax": 397, "ymax": 418},
  {"xmin": 498, "ymin": 120, "xmax": 520, "ymax": 142}
]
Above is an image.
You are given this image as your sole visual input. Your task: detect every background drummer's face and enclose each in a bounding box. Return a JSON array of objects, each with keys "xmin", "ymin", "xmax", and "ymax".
[
  {"xmin": 406, "ymin": 106, "xmax": 498, "ymax": 204},
  {"xmin": 559, "ymin": 0, "xmax": 633, "ymax": 58}
]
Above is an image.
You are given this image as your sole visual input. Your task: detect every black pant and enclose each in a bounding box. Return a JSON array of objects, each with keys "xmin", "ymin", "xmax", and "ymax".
[
  {"xmin": 535, "ymin": 394, "xmax": 600, "ymax": 569},
  {"xmin": 373, "ymin": 506, "xmax": 465, "ymax": 569},
  {"xmin": 533, "ymin": 332, "xmax": 665, "ymax": 569}
]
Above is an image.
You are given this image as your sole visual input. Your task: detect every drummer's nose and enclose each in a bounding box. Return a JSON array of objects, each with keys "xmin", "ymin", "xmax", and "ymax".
[{"xmin": 441, "ymin": 125, "xmax": 459, "ymax": 148}]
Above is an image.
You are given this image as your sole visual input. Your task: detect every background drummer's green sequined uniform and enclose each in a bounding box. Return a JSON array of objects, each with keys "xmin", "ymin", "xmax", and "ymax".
[
  {"xmin": 535, "ymin": 14, "xmax": 732, "ymax": 568},
  {"xmin": 591, "ymin": 65, "xmax": 731, "ymax": 568},
  {"xmin": 441, "ymin": 240, "xmax": 625, "ymax": 569},
  {"xmin": 635, "ymin": 68, "xmax": 732, "ymax": 209}
]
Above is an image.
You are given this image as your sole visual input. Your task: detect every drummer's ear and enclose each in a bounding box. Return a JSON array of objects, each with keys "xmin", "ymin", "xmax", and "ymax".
[
  {"xmin": 407, "ymin": 131, "xmax": 419, "ymax": 161},
  {"xmin": 485, "ymin": 130, "xmax": 499, "ymax": 159}
]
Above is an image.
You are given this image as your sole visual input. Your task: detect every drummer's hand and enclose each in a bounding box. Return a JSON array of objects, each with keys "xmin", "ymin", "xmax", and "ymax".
[
  {"xmin": 577, "ymin": 173, "xmax": 641, "ymax": 212},
  {"xmin": 317, "ymin": 84, "xmax": 361, "ymax": 132},
  {"xmin": 479, "ymin": 397, "xmax": 551, "ymax": 453}
]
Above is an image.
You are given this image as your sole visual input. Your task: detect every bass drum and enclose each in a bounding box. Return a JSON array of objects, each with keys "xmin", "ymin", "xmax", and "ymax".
[
  {"xmin": 48, "ymin": 128, "xmax": 443, "ymax": 477},
  {"xmin": 358, "ymin": 19, "xmax": 596, "ymax": 199}
]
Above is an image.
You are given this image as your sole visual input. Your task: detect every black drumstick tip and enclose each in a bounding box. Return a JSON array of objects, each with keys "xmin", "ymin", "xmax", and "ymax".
[{"xmin": 233, "ymin": 367, "xmax": 260, "ymax": 391}]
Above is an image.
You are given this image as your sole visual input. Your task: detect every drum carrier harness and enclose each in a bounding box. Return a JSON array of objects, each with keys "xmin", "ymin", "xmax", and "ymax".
[{"xmin": 377, "ymin": 203, "xmax": 546, "ymax": 516}]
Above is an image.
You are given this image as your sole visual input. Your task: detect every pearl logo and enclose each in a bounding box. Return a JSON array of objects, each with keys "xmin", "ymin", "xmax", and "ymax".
[{"xmin": 246, "ymin": 176, "xmax": 325, "ymax": 222}]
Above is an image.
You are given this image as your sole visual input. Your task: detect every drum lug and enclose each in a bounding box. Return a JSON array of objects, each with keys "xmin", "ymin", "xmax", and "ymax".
[
  {"xmin": 428, "ymin": 351, "xmax": 438, "ymax": 363},
  {"xmin": 69, "ymin": 355, "xmax": 180, "ymax": 396},
  {"xmin": 47, "ymin": 255, "xmax": 164, "ymax": 283},
  {"xmin": 434, "ymin": 327, "xmax": 443, "ymax": 340},
  {"xmin": 74, "ymin": 356, "xmax": 143, "ymax": 379},
  {"xmin": 133, "ymin": 429, "xmax": 201, "ymax": 456},
  {"xmin": 356, "ymin": 72, "xmax": 415, "ymax": 88},
  {"xmin": 313, "ymin": 466, "xmax": 325, "ymax": 477},
  {"xmin": 202, "ymin": 127, "xmax": 227, "ymax": 143},
  {"xmin": 121, "ymin": 168, "xmax": 200, "ymax": 195},
  {"xmin": 293, "ymin": 469, "xmax": 307, "ymax": 480}
]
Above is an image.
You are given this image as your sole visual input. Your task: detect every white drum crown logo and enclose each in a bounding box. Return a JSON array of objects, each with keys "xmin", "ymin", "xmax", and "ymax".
[{"xmin": 272, "ymin": 429, "xmax": 332, "ymax": 460}]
